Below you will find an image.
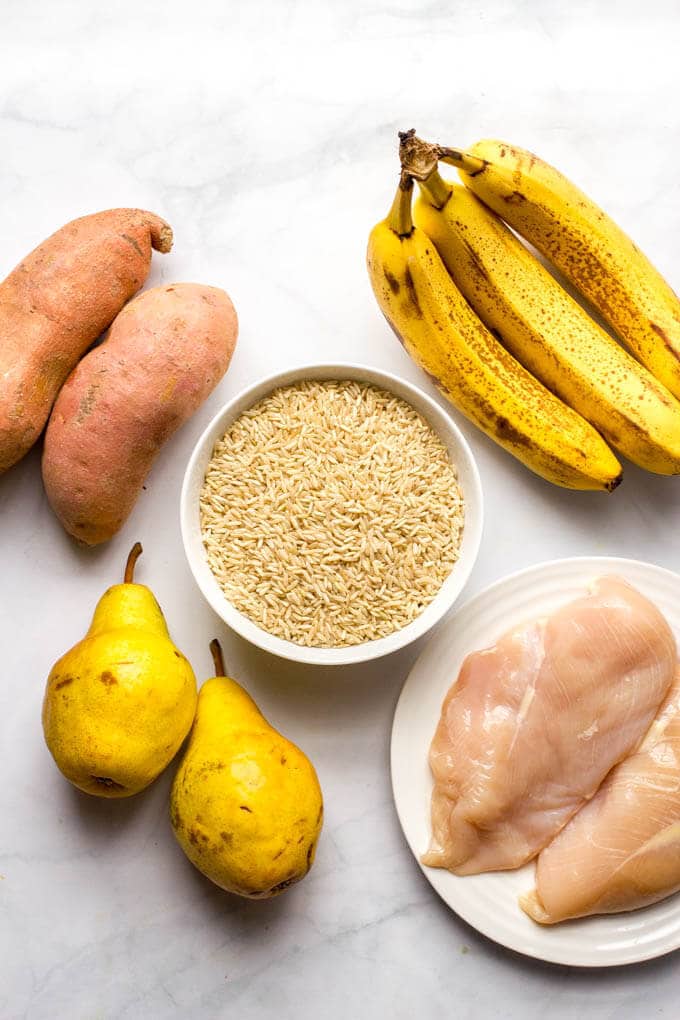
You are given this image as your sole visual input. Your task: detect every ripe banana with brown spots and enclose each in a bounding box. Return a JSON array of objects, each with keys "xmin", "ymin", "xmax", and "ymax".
[
  {"xmin": 398, "ymin": 135, "xmax": 680, "ymax": 476},
  {"xmin": 366, "ymin": 174, "xmax": 622, "ymax": 492},
  {"xmin": 406, "ymin": 132, "xmax": 680, "ymax": 400}
]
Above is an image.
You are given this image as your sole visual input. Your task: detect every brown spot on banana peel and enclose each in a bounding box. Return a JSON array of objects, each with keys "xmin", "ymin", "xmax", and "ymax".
[
  {"xmin": 403, "ymin": 267, "xmax": 422, "ymax": 315},
  {"xmin": 503, "ymin": 191, "xmax": 527, "ymax": 205},
  {"xmin": 99, "ymin": 671, "xmax": 117, "ymax": 686},
  {"xmin": 459, "ymin": 237, "xmax": 491, "ymax": 282},
  {"xmin": 54, "ymin": 676, "xmax": 74, "ymax": 690},
  {"xmin": 463, "ymin": 157, "xmax": 488, "ymax": 178},
  {"xmin": 383, "ymin": 269, "xmax": 400, "ymax": 295},
  {"xmin": 492, "ymin": 414, "xmax": 531, "ymax": 449},
  {"xmin": 650, "ymin": 321, "xmax": 680, "ymax": 359}
]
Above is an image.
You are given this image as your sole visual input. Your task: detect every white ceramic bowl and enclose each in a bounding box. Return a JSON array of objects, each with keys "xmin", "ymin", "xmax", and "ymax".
[{"xmin": 180, "ymin": 363, "xmax": 483, "ymax": 666}]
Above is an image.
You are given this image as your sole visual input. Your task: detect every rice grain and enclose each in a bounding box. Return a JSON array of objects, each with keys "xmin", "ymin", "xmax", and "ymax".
[{"xmin": 200, "ymin": 379, "xmax": 465, "ymax": 648}]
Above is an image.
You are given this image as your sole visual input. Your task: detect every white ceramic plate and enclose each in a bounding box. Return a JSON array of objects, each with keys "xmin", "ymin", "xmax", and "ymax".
[{"xmin": 391, "ymin": 556, "xmax": 680, "ymax": 967}]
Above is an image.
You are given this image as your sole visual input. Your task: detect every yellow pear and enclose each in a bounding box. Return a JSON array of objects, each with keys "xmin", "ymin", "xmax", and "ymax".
[
  {"xmin": 42, "ymin": 543, "xmax": 197, "ymax": 797},
  {"xmin": 170, "ymin": 641, "xmax": 323, "ymax": 898}
]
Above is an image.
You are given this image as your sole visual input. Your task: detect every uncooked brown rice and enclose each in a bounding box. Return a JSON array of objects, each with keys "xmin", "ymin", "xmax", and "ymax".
[{"xmin": 200, "ymin": 379, "xmax": 465, "ymax": 647}]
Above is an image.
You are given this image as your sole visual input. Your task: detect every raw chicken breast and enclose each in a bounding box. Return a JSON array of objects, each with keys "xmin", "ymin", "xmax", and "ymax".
[
  {"xmin": 422, "ymin": 577, "xmax": 676, "ymax": 876},
  {"xmin": 522, "ymin": 669, "xmax": 680, "ymax": 924}
]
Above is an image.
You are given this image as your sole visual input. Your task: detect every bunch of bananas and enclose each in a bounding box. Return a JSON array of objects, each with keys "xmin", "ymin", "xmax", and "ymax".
[{"xmin": 366, "ymin": 131, "xmax": 680, "ymax": 490}]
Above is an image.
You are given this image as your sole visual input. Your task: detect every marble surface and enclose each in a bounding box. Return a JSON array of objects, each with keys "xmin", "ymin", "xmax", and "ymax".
[{"xmin": 3, "ymin": 0, "xmax": 680, "ymax": 1016}]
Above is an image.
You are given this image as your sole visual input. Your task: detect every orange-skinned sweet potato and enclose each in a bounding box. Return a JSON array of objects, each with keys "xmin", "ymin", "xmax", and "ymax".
[
  {"xmin": 42, "ymin": 283, "xmax": 238, "ymax": 545},
  {"xmin": 0, "ymin": 208, "xmax": 172, "ymax": 474}
]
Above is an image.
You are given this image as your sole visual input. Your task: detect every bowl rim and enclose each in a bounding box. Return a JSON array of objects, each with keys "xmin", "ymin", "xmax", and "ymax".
[{"xmin": 180, "ymin": 361, "xmax": 484, "ymax": 666}]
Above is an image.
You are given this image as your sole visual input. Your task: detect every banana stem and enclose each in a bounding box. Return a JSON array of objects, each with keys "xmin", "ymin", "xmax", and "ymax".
[
  {"xmin": 124, "ymin": 542, "xmax": 143, "ymax": 583},
  {"xmin": 387, "ymin": 170, "xmax": 414, "ymax": 237},
  {"xmin": 399, "ymin": 128, "xmax": 486, "ymax": 180},
  {"xmin": 399, "ymin": 129, "xmax": 440, "ymax": 181},
  {"xmin": 419, "ymin": 168, "xmax": 453, "ymax": 210},
  {"xmin": 437, "ymin": 145, "xmax": 487, "ymax": 177},
  {"xmin": 210, "ymin": 639, "xmax": 226, "ymax": 677}
]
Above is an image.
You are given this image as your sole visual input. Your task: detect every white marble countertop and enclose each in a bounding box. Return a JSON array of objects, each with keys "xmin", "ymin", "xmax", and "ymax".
[{"xmin": 3, "ymin": 1, "xmax": 680, "ymax": 1016}]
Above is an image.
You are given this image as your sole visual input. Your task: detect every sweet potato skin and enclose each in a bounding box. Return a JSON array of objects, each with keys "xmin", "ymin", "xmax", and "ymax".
[
  {"xmin": 42, "ymin": 283, "xmax": 238, "ymax": 545},
  {"xmin": 0, "ymin": 209, "xmax": 173, "ymax": 474}
]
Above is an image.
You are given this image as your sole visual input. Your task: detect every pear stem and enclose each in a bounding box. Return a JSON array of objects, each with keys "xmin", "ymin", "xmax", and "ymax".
[
  {"xmin": 210, "ymin": 639, "xmax": 226, "ymax": 677},
  {"xmin": 124, "ymin": 542, "xmax": 143, "ymax": 584},
  {"xmin": 386, "ymin": 170, "xmax": 414, "ymax": 237}
]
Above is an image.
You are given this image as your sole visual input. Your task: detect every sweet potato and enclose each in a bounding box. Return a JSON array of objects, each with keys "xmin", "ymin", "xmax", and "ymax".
[
  {"xmin": 42, "ymin": 283, "xmax": 238, "ymax": 545},
  {"xmin": 0, "ymin": 208, "xmax": 172, "ymax": 474}
]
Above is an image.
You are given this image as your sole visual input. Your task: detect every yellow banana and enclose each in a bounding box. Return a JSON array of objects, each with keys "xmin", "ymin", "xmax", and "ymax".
[
  {"xmin": 366, "ymin": 174, "xmax": 622, "ymax": 492},
  {"xmin": 403, "ymin": 152, "xmax": 680, "ymax": 475},
  {"xmin": 409, "ymin": 132, "xmax": 680, "ymax": 400}
]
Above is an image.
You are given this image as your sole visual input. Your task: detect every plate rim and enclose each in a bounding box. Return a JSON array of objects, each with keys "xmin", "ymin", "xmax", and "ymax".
[{"xmin": 390, "ymin": 554, "xmax": 680, "ymax": 968}]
